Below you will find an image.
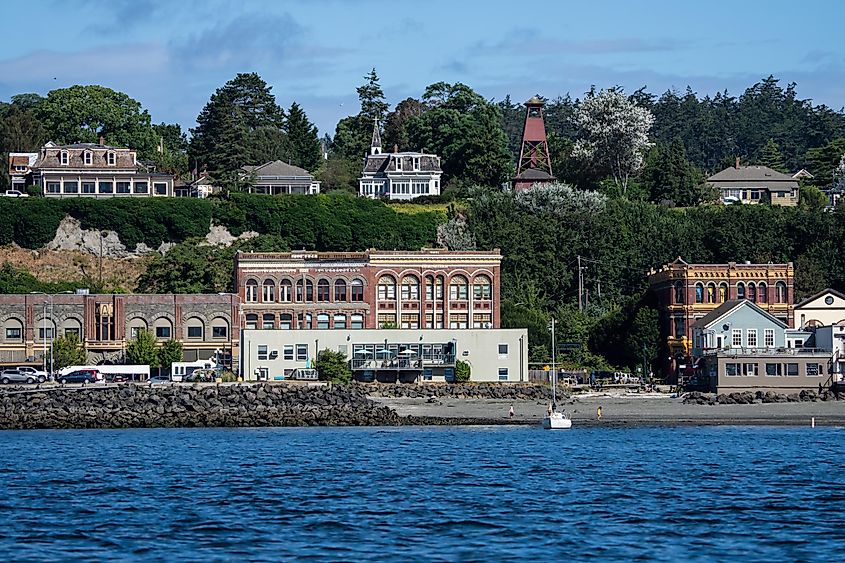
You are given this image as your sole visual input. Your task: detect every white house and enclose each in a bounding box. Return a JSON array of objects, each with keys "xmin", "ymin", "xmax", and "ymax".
[{"xmin": 793, "ymin": 288, "xmax": 845, "ymax": 329}]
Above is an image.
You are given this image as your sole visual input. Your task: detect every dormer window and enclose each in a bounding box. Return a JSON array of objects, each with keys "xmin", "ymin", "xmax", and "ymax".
[
  {"xmin": 107, "ymin": 151, "xmax": 116, "ymax": 166},
  {"xmin": 60, "ymin": 150, "xmax": 69, "ymax": 166},
  {"xmin": 83, "ymin": 151, "xmax": 92, "ymax": 165},
  {"xmin": 413, "ymin": 157, "xmax": 420, "ymax": 171},
  {"xmin": 395, "ymin": 157, "xmax": 403, "ymax": 172}
]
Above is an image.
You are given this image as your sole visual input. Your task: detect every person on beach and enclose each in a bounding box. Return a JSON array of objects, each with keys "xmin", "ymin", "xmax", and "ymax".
[
  {"xmin": 597, "ymin": 405, "xmax": 603, "ymax": 420},
  {"xmin": 508, "ymin": 404, "xmax": 515, "ymax": 419},
  {"xmin": 547, "ymin": 402, "xmax": 553, "ymax": 416}
]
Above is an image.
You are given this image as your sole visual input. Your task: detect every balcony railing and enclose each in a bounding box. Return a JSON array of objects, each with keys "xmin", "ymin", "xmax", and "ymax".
[{"xmin": 701, "ymin": 347, "xmax": 831, "ymax": 357}]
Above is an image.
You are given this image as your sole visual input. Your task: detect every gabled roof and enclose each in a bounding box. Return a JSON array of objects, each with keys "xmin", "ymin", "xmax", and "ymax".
[
  {"xmin": 513, "ymin": 168, "xmax": 555, "ymax": 180},
  {"xmin": 795, "ymin": 287, "xmax": 845, "ymax": 309},
  {"xmin": 707, "ymin": 165, "xmax": 798, "ymax": 191},
  {"xmin": 242, "ymin": 160, "xmax": 313, "ymax": 177},
  {"xmin": 692, "ymin": 299, "xmax": 787, "ymax": 330}
]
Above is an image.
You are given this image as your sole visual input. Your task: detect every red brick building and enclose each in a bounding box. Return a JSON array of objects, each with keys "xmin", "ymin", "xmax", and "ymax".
[
  {"xmin": 234, "ymin": 249, "xmax": 502, "ymax": 331},
  {"xmin": 647, "ymin": 257, "xmax": 794, "ymax": 379},
  {"xmin": 0, "ymin": 293, "xmax": 240, "ymax": 369}
]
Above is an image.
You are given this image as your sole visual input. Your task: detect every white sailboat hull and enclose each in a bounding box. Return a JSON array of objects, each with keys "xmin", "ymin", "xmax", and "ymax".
[{"xmin": 542, "ymin": 412, "xmax": 572, "ymax": 430}]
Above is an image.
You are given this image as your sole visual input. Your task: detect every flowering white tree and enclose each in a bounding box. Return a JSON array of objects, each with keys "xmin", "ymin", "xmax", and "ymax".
[
  {"xmin": 833, "ymin": 155, "xmax": 845, "ymax": 192},
  {"xmin": 514, "ymin": 183, "xmax": 607, "ymax": 217},
  {"xmin": 572, "ymin": 89, "xmax": 655, "ymax": 197}
]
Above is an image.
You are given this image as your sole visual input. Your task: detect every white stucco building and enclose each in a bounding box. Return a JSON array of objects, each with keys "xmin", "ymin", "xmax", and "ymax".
[{"xmin": 240, "ymin": 328, "xmax": 527, "ymax": 383}]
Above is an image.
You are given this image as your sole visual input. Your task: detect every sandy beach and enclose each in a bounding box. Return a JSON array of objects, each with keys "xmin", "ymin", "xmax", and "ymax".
[{"xmin": 372, "ymin": 392, "xmax": 845, "ymax": 427}]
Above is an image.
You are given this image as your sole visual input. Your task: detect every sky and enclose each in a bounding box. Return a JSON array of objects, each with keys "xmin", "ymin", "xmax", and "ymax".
[{"xmin": 1, "ymin": 0, "xmax": 845, "ymax": 136}]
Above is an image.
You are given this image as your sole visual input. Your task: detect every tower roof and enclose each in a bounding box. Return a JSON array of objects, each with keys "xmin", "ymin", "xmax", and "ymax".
[
  {"xmin": 371, "ymin": 119, "xmax": 382, "ymax": 150},
  {"xmin": 524, "ymin": 95, "xmax": 544, "ymax": 106}
]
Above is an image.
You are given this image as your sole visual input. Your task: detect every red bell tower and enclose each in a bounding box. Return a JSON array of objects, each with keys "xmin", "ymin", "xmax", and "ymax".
[{"xmin": 512, "ymin": 95, "xmax": 556, "ymax": 190}]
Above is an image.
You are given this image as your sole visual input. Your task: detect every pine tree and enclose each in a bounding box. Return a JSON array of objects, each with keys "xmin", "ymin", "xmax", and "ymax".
[
  {"xmin": 357, "ymin": 68, "xmax": 389, "ymax": 124},
  {"xmin": 285, "ymin": 102, "xmax": 321, "ymax": 172},
  {"xmin": 757, "ymin": 138, "xmax": 787, "ymax": 172},
  {"xmin": 332, "ymin": 69, "xmax": 390, "ymax": 159},
  {"xmin": 190, "ymin": 73, "xmax": 285, "ymax": 179}
]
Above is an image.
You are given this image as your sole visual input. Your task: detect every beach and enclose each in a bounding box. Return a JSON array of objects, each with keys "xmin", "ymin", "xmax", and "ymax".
[{"xmin": 373, "ymin": 392, "xmax": 845, "ymax": 427}]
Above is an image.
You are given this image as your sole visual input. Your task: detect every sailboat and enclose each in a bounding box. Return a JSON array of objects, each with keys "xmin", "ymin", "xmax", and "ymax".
[{"xmin": 542, "ymin": 316, "xmax": 572, "ymax": 430}]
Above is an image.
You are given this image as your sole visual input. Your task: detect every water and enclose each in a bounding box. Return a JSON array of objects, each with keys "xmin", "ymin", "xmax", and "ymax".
[{"xmin": 1, "ymin": 426, "xmax": 844, "ymax": 561}]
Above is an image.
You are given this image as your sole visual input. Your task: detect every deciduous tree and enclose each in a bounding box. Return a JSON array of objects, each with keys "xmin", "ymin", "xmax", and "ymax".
[
  {"xmin": 126, "ymin": 330, "xmax": 159, "ymax": 367},
  {"xmin": 315, "ymin": 348, "xmax": 351, "ymax": 383},
  {"xmin": 572, "ymin": 89, "xmax": 655, "ymax": 197},
  {"xmin": 50, "ymin": 333, "xmax": 87, "ymax": 370}
]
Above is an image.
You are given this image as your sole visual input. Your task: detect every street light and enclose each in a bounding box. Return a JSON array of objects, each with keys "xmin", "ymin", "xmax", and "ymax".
[{"xmin": 30, "ymin": 292, "xmax": 54, "ymax": 377}]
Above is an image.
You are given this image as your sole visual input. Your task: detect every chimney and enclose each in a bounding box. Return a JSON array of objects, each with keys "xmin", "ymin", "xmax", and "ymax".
[
  {"xmin": 99, "ymin": 135, "xmax": 105, "ymax": 146},
  {"xmin": 735, "ymin": 156, "xmax": 740, "ymax": 169},
  {"xmin": 393, "ymin": 144, "xmax": 399, "ymax": 154}
]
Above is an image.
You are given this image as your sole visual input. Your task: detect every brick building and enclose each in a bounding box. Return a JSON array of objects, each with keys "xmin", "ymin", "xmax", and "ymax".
[
  {"xmin": 648, "ymin": 257, "xmax": 794, "ymax": 378},
  {"xmin": 234, "ymin": 249, "xmax": 502, "ymax": 332},
  {"xmin": 0, "ymin": 293, "xmax": 240, "ymax": 370}
]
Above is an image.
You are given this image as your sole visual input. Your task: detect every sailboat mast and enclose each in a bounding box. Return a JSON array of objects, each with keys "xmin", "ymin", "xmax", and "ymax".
[{"xmin": 551, "ymin": 316, "xmax": 556, "ymax": 405}]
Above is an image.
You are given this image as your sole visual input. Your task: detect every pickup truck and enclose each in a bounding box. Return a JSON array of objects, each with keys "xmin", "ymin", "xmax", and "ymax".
[{"xmin": 3, "ymin": 190, "xmax": 29, "ymax": 198}]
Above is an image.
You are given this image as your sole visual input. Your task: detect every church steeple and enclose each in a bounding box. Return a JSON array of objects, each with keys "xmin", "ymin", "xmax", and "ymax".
[{"xmin": 370, "ymin": 119, "xmax": 382, "ymax": 155}]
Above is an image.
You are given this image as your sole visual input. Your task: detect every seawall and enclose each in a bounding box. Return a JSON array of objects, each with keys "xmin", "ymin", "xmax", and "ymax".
[{"xmin": 0, "ymin": 383, "xmax": 400, "ymax": 430}]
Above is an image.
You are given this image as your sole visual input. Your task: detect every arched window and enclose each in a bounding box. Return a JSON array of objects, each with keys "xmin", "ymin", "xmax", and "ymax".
[
  {"xmin": 350, "ymin": 314, "xmax": 364, "ymax": 329},
  {"xmin": 673, "ymin": 281, "xmax": 684, "ymax": 304},
  {"xmin": 245, "ymin": 314, "xmax": 258, "ymax": 330},
  {"xmin": 280, "ymin": 313, "xmax": 292, "ymax": 330},
  {"xmin": 2, "ymin": 318, "xmax": 23, "ymax": 342},
  {"xmin": 748, "ymin": 283, "xmax": 757, "ymax": 303},
  {"xmin": 474, "ymin": 275, "xmax": 493, "ymax": 301},
  {"xmin": 378, "ymin": 275, "xmax": 397, "ymax": 300},
  {"xmin": 334, "ymin": 314, "xmax": 347, "ymax": 329},
  {"xmin": 351, "ymin": 278, "xmax": 364, "ymax": 302},
  {"xmin": 776, "ymin": 281, "xmax": 787, "ymax": 303},
  {"xmin": 262, "ymin": 314, "xmax": 275, "ymax": 330},
  {"xmin": 695, "ymin": 283, "xmax": 704, "ymax": 304},
  {"xmin": 334, "ymin": 279, "xmax": 347, "ymax": 302},
  {"xmin": 296, "ymin": 279, "xmax": 314, "ymax": 302},
  {"xmin": 736, "ymin": 282, "xmax": 746, "ymax": 300},
  {"xmin": 401, "ymin": 275, "xmax": 420, "ymax": 300},
  {"xmin": 262, "ymin": 279, "xmax": 275, "ymax": 302},
  {"xmin": 718, "ymin": 282, "xmax": 728, "ymax": 303},
  {"xmin": 706, "ymin": 282, "xmax": 716, "ymax": 304},
  {"xmin": 757, "ymin": 282, "xmax": 767, "ymax": 303},
  {"xmin": 279, "ymin": 280, "xmax": 292, "ymax": 302},
  {"xmin": 317, "ymin": 279, "xmax": 331, "ymax": 302},
  {"xmin": 245, "ymin": 279, "xmax": 258, "ymax": 302},
  {"xmin": 450, "ymin": 275, "xmax": 469, "ymax": 300},
  {"xmin": 317, "ymin": 313, "xmax": 330, "ymax": 329}
]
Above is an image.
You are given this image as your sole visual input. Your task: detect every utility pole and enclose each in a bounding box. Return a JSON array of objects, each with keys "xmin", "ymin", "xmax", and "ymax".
[{"xmin": 577, "ymin": 255, "xmax": 583, "ymax": 312}]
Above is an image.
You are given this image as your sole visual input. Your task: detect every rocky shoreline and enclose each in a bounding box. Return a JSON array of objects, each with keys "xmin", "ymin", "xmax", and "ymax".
[
  {"xmin": 683, "ymin": 389, "xmax": 841, "ymax": 405},
  {"xmin": 0, "ymin": 383, "xmax": 400, "ymax": 430},
  {"xmin": 361, "ymin": 382, "xmax": 552, "ymax": 400}
]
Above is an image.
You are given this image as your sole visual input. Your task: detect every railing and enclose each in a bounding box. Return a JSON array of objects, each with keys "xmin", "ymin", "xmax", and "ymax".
[
  {"xmin": 351, "ymin": 355, "xmax": 456, "ymax": 371},
  {"xmin": 700, "ymin": 347, "xmax": 832, "ymax": 357}
]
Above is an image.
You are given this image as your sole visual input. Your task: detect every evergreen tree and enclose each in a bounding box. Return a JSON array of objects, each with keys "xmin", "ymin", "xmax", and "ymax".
[
  {"xmin": 285, "ymin": 102, "xmax": 321, "ymax": 172},
  {"xmin": 639, "ymin": 140, "xmax": 709, "ymax": 206},
  {"xmin": 757, "ymin": 138, "xmax": 787, "ymax": 172},
  {"xmin": 332, "ymin": 68, "xmax": 389, "ymax": 160},
  {"xmin": 315, "ymin": 348, "xmax": 351, "ymax": 383},
  {"xmin": 190, "ymin": 73, "xmax": 286, "ymax": 180}
]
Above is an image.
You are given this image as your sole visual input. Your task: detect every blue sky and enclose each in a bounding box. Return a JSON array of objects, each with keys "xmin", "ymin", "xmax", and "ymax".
[{"xmin": 2, "ymin": 0, "xmax": 844, "ymax": 136}]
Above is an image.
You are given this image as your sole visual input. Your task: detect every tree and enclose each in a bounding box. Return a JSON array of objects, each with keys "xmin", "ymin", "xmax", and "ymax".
[
  {"xmin": 158, "ymin": 339, "xmax": 183, "ymax": 375},
  {"xmin": 407, "ymin": 82, "xmax": 512, "ymax": 188},
  {"xmin": 572, "ymin": 89, "xmax": 655, "ymax": 197},
  {"xmin": 37, "ymin": 85, "xmax": 158, "ymax": 157},
  {"xmin": 383, "ymin": 97, "xmax": 426, "ymax": 151},
  {"xmin": 190, "ymin": 73, "xmax": 286, "ymax": 180},
  {"xmin": 126, "ymin": 329, "xmax": 159, "ymax": 367},
  {"xmin": 799, "ymin": 185, "xmax": 828, "ymax": 211},
  {"xmin": 639, "ymin": 140, "xmax": 710, "ymax": 206},
  {"xmin": 285, "ymin": 102, "xmax": 322, "ymax": 172},
  {"xmin": 804, "ymin": 138, "xmax": 845, "ymax": 187},
  {"xmin": 756, "ymin": 138, "xmax": 787, "ymax": 172},
  {"xmin": 316, "ymin": 154, "xmax": 359, "ymax": 192},
  {"xmin": 50, "ymin": 332, "xmax": 87, "ymax": 371},
  {"xmin": 315, "ymin": 348, "xmax": 351, "ymax": 383},
  {"xmin": 331, "ymin": 69, "xmax": 389, "ymax": 160},
  {"xmin": 136, "ymin": 239, "xmax": 237, "ymax": 294},
  {"xmin": 454, "ymin": 359, "xmax": 471, "ymax": 382},
  {"xmin": 150, "ymin": 123, "xmax": 189, "ymax": 177}
]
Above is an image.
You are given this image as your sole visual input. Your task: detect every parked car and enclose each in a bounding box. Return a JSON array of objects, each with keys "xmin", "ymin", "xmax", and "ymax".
[
  {"xmin": 148, "ymin": 376, "xmax": 171, "ymax": 384},
  {"xmin": 13, "ymin": 366, "xmax": 48, "ymax": 383},
  {"xmin": 0, "ymin": 369, "xmax": 39, "ymax": 384},
  {"xmin": 2, "ymin": 190, "xmax": 29, "ymax": 198},
  {"xmin": 58, "ymin": 369, "xmax": 101, "ymax": 384},
  {"xmin": 106, "ymin": 374, "xmax": 128, "ymax": 383}
]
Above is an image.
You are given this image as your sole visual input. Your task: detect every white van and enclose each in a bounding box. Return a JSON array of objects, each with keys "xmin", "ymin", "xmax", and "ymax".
[{"xmin": 57, "ymin": 364, "xmax": 150, "ymax": 382}]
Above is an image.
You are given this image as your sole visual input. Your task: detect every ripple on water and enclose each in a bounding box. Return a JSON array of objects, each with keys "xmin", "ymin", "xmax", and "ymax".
[{"xmin": 1, "ymin": 426, "xmax": 845, "ymax": 561}]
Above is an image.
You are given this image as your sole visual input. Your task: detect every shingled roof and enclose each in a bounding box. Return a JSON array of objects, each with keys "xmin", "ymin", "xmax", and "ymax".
[
  {"xmin": 707, "ymin": 165, "xmax": 798, "ymax": 192},
  {"xmin": 242, "ymin": 160, "xmax": 314, "ymax": 177}
]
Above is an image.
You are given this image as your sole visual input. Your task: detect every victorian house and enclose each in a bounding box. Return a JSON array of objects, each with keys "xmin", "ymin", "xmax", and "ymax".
[
  {"xmin": 240, "ymin": 160, "xmax": 320, "ymax": 195},
  {"xmin": 25, "ymin": 141, "xmax": 174, "ymax": 198},
  {"xmin": 359, "ymin": 122, "xmax": 442, "ymax": 200}
]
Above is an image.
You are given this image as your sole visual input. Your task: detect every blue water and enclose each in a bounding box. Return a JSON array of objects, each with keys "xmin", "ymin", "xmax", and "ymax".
[{"xmin": 1, "ymin": 426, "xmax": 844, "ymax": 561}]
